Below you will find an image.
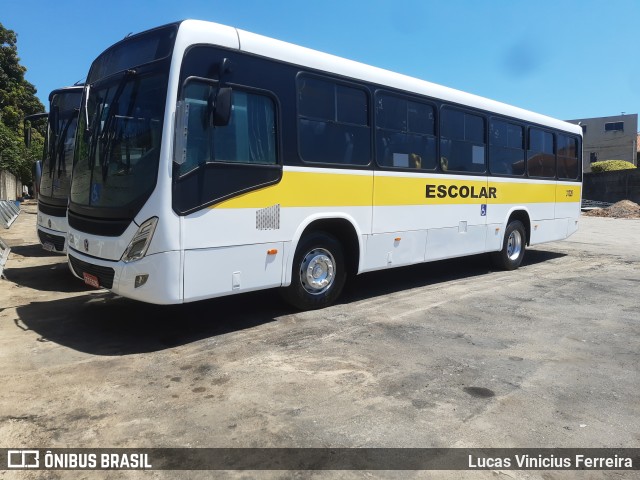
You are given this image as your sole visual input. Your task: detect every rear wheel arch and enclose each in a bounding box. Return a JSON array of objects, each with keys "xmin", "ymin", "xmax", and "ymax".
[{"xmin": 505, "ymin": 209, "xmax": 531, "ymax": 246}]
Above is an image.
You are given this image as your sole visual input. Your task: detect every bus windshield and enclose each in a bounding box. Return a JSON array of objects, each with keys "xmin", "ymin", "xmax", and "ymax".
[
  {"xmin": 70, "ymin": 25, "xmax": 176, "ymax": 211},
  {"xmin": 40, "ymin": 90, "xmax": 81, "ymax": 201}
]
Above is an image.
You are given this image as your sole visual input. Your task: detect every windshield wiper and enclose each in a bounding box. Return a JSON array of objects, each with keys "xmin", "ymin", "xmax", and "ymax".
[
  {"xmin": 56, "ymin": 109, "xmax": 79, "ymax": 176},
  {"xmin": 83, "ymin": 84, "xmax": 91, "ymax": 135},
  {"xmin": 99, "ymin": 69, "xmax": 137, "ymax": 182}
]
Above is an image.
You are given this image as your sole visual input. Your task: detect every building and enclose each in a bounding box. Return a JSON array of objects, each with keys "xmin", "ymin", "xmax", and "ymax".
[{"xmin": 566, "ymin": 114, "xmax": 638, "ymax": 173}]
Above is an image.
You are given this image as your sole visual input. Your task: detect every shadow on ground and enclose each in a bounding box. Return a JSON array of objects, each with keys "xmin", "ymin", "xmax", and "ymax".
[
  {"xmin": 15, "ymin": 250, "xmax": 566, "ymax": 356},
  {"xmin": 344, "ymin": 249, "xmax": 565, "ymax": 302},
  {"xmin": 4, "ymin": 259, "xmax": 91, "ymax": 293},
  {"xmin": 9, "ymin": 243, "xmax": 66, "ymax": 258},
  {"xmin": 17, "ymin": 290, "xmax": 286, "ymax": 356}
]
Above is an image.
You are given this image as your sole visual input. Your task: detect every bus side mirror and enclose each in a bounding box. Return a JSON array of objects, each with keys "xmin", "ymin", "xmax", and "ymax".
[
  {"xmin": 23, "ymin": 112, "xmax": 48, "ymax": 148},
  {"xmin": 211, "ymin": 87, "xmax": 232, "ymax": 127}
]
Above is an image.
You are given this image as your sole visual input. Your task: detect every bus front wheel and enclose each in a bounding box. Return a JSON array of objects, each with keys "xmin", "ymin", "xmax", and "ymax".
[
  {"xmin": 281, "ymin": 232, "xmax": 346, "ymax": 310},
  {"xmin": 491, "ymin": 220, "xmax": 526, "ymax": 270}
]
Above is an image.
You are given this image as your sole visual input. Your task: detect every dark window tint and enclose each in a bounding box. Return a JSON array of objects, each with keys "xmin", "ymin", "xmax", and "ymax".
[
  {"xmin": 298, "ymin": 76, "xmax": 334, "ymax": 120},
  {"xmin": 489, "ymin": 119, "xmax": 525, "ymax": 175},
  {"xmin": 376, "ymin": 94, "xmax": 405, "ymax": 130},
  {"xmin": 408, "ymin": 101, "xmax": 435, "ymax": 135},
  {"xmin": 70, "ymin": 72, "xmax": 167, "ymax": 209},
  {"xmin": 375, "ymin": 93, "xmax": 437, "ymax": 170},
  {"xmin": 604, "ymin": 121, "xmax": 623, "ymax": 132},
  {"xmin": 557, "ymin": 134, "xmax": 579, "ymax": 179},
  {"xmin": 88, "ymin": 26, "xmax": 176, "ymax": 82},
  {"xmin": 527, "ymin": 128, "xmax": 555, "ymax": 178},
  {"xmin": 440, "ymin": 109, "xmax": 465, "ymax": 140},
  {"xmin": 297, "ymin": 75, "xmax": 370, "ymax": 165},
  {"xmin": 337, "ymin": 86, "xmax": 367, "ymax": 125},
  {"xmin": 440, "ymin": 108, "xmax": 485, "ymax": 173},
  {"xmin": 40, "ymin": 91, "xmax": 82, "ymax": 200}
]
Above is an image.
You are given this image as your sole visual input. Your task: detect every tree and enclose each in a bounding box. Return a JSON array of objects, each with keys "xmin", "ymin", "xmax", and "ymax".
[{"xmin": 0, "ymin": 22, "xmax": 45, "ymax": 185}]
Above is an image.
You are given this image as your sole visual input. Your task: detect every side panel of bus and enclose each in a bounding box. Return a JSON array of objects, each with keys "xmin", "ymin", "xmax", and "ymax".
[{"xmin": 180, "ymin": 168, "xmax": 373, "ymax": 302}]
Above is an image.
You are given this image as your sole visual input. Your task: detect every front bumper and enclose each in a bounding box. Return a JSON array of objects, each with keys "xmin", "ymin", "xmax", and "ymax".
[{"xmin": 67, "ymin": 248, "xmax": 182, "ymax": 304}]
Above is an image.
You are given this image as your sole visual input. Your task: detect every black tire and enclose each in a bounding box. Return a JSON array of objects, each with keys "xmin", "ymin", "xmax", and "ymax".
[
  {"xmin": 491, "ymin": 220, "xmax": 526, "ymax": 270},
  {"xmin": 281, "ymin": 231, "xmax": 347, "ymax": 310}
]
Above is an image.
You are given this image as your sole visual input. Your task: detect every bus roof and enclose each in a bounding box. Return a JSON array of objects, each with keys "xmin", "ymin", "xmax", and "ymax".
[{"xmin": 178, "ymin": 20, "xmax": 580, "ymax": 136}]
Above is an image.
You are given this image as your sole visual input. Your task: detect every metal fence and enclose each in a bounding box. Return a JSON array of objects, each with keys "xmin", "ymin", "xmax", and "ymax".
[
  {"xmin": 0, "ymin": 200, "xmax": 20, "ymax": 229},
  {"xmin": 0, "ymin": 236, "xmax": 9, "ymax": 278}
]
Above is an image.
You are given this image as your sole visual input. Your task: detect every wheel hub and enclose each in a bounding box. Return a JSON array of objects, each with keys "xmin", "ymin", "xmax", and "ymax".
[
  {"xmin": 507, "ymin": 230, "xmax": 522, "ymax": 260},
  {"xmin": 300, "ymin": 248, "xmax": 335, "ymax": 295}
]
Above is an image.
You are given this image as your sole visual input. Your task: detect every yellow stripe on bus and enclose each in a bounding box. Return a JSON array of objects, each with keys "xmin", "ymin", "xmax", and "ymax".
[
  {"xmin": 214, "ymin": 171, "xmax": 373, "ymax": 209},
  {"xmin": 213, "ymin": 171, "xmax": 581, "ymax": 209}
]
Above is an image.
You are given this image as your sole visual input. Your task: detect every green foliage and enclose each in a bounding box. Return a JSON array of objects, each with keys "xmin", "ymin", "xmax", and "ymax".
[
  {"xmin": 590, "ymin": 160, "xmax": 637, "ymax": 173},
  {"xmin": 0, "ymin": 22, "xmax": 46, "ymax": 185}
]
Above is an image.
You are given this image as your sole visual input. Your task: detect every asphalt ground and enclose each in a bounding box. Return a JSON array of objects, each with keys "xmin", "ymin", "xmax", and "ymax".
[{"xmin": 1, "ymin": 201, "xmax": 638, "ymax": 479}]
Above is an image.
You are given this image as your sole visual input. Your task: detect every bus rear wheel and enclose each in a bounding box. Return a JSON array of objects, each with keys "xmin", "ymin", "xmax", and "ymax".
[
  {"xmin": 491, "ymin": 220, "xmax": 526, "ymax": 270},
  {"xmin": 281, "ymin": 232, "xmax": 346, "ymax": 310}
]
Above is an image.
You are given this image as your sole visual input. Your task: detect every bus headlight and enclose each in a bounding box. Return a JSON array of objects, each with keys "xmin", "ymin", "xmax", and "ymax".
[{"xmin": 122, "ymin": 217, "xmax": 158, "ymax": 263}]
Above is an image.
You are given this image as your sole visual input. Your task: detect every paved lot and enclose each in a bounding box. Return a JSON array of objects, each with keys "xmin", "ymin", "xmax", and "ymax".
[{"xmin": 1, "ymin": 201, "xmax": 639, "ymax": 479}]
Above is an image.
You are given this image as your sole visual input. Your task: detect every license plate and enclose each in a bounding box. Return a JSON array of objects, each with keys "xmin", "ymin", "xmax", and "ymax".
[
  {"xmin": 42, "ymin": 242, "xmax": 55, "ymax": 252},
  {"xmin": 83, "ymin": 272, "xmax": 100, "ymax": 289}
]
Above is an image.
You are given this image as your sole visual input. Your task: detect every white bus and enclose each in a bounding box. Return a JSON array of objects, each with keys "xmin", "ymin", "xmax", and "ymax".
[
  {"xmin": 31, "ymin": 86, "xmax": 83, "ymax": 253},
  {"xmin": 67, "ymin": 20, "xmax": 582, "ymax": 309}
]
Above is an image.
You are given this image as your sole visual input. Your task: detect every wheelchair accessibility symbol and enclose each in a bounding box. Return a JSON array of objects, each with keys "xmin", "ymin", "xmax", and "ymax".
[
  {"xmin": 480, "ymin": 204, "xmax": 487, "ymax": 216},
  {"xmin": 91, "ymin": 183, "xmax": 102, "ymax": 203}
]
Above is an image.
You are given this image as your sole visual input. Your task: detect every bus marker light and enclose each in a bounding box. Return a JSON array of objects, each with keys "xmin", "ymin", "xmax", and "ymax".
[
  {"xmin": 267, "ymin": 249, "xmax": 278, "ymax": 255},
  {"xmin": 135, "ymin": 274, "xmax": 149, "ymax": 288},
  {"xmin": 394, "ymin": 237, "xmax": 401, "ymax": 242}
]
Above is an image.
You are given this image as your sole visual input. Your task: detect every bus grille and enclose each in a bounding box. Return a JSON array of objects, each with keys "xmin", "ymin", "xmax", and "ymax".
[
  {"xmin": 38, "ymin": 230, "xmax": 66, "ymax": 251},
  {"xmin": 68, "ymin": 254, "xmax": 115, "ymax": 289}
]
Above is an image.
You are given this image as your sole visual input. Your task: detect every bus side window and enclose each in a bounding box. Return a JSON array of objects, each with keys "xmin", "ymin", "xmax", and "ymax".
[
  {"xmin": 557, "ymin": 134, "xmax": 578, "ymax": 180},
  {"xmin": 375, "ymin": 92, "xmax": 436, "ymax": 170},
  {"xmin": 527, "ymin": 128, "xmax": 555, "ymax": 178},
  {"xmin": 297, "ymin": 75, "xmax": 370, "ymax": 166},
  {"xmin": 212, "ymin": 91, "xmax": 277, "ymax": 165},
  {"xmin": 440, "ymin": 108, "xmax": 486, "ymax": 173},
  {"xmin": 489, "ymin": 119, "xmax": 525, "ymax": 176},
  {"xmin": 179, "ymin": 81, "xmax": 277, "ymax": 176},
  {"xmin": 179, "ymin": 82, "xmax": 211, "ymax": 175}
]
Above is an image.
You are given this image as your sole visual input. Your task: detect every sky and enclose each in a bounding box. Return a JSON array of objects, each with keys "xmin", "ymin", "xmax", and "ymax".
[{"xmin": 4, "ymin": 0, "xmax": 640, "ymax": 123}]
